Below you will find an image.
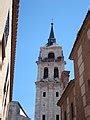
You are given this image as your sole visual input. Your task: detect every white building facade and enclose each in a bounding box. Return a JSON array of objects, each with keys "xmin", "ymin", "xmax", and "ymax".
[
  {"xmin": 35, "ymin": 23, "xmax": 65, "ymax": 120},
  {"xmin": 0, "ymin": 0, "xmax": 19, "ymax": 119}
]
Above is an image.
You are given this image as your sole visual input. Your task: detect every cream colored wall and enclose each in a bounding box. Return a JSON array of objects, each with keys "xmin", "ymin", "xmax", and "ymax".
[
  {"xmin": 0, "ymin": 43, "xmax": 2, "ymax": 118},
  {"xmin": 0, "ymin": 0, "xmax": 12, "ymax": 119},
  {"xmin": 0, "ymin": 0, "xmax": 11, "ymax": 41},
  {"xmin": 2, "ymin": 0, "xmax": 13, "ymax": 119}
]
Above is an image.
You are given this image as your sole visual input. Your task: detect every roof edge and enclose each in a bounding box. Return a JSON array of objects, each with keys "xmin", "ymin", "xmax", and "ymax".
[
  {"xmin": 10, "ymin": 0, "xmax": 20, "ymax": 101},
  {"xmin": 57, "ymin": 80, "xmax": 75, "ymax": 106},
  {"xmin": 69, "ymin": 10, "xmax": 90, "ymax": 60}
]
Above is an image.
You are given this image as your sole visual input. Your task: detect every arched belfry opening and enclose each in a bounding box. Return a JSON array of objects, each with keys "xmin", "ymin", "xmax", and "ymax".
[
  {"xmin": 54, "ymin": 67, "xmax": 59, "ymax": 78},
  {"xmin": 43, "ymin": 67, "xmax": 48, "ymax": 79},
  {"xmin": 48, "ymin": 52, "xmax": 55, "ymax": 59}
]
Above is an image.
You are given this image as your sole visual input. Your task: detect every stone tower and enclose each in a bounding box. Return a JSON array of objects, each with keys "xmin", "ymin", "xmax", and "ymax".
[{"xmin": 35, "ymin": 23, "xmax": 65, "ymax": 120}]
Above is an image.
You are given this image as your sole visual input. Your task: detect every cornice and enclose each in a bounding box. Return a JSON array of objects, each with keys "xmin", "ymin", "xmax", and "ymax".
[
  {"xmin": 35, "ymin": 80, "xmax": 60, "ymax": 88},
  {"xmin": 10, "ymin": 0, "xmax": 20, "ymax": 101}
]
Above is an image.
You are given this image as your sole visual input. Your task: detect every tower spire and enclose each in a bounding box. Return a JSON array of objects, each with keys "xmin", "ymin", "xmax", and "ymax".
[{"xmin": 47, "ymin": 23, "xmax": 56, "ymax": 46}]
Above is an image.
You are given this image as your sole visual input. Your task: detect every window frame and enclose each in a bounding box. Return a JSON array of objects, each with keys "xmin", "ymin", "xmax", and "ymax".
[
  {"xmin": 42, "ymin": 114, "xmax": 45, "ymax": 120},
  {"xmin": 64, "ymin": 111, "xmax": 67, "ymax": 120},
  {"xmin": 56, "ymin": 114, "xmax": 59, "ymax": 120},
  {"xmin": 43, "ymin": 67, "xmax": 48, "ymax": 79},
  {"xmin": 43, "ymin": 92, "xmax": 46, "ymax": 97},
  {"xmin": 71, "ymin": 102, "xmax": 74, "ymax": 119},
  {"xmin": 56, "ymin": 92, "xmax": 59, "ymax": 97},
  {"xmin": 54, "ymin": 67, "xmax": 59, "ymax": 78},
  {"xmin": 48, "ymin": 52, "xmax": 55, "ymax": 59}
]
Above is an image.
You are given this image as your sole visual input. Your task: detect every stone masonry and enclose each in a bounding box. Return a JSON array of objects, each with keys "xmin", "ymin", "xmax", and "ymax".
[
  {"xmin": 35, "ymin": 23, "xmax": 65, "ymax": 120},
  {"xmin": 6, "ymin": 101, "xmax": 30, "ymax": 120}
]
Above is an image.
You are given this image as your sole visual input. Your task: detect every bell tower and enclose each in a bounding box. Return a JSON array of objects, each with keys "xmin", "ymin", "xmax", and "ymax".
[{"xmin": 35, "ymin": 23, "xmax": 65, "ymax": 120}]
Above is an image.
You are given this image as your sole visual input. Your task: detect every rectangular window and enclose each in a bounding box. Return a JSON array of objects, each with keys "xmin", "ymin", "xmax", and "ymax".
[
  {"xmin": 4, "ymin": 97, "xmax": 6, "ymax": 107},
  {"xmin": 2, "ymin": 12, "xmax": 9, "ymax": 61},
  {"xmin": 43, "ymin": 92, "xmax": 46, "ymax": 97},
  {"xmin": 56, "ymin": 92, "xmax": 59, "ymax": 97},
  {"xmin": 56, "ymin": 115, "xmax": 59, "ymax": 120},
  {"xmin": 64, "ymin": 111, "xmax": 67, "ymax": 120},
  {"xmin": 61, "ymin": 108, "xmax": 62, "ymax": 120},
  {"xmin": 42, "ymin": 114, "xmax": 45, "ymax": 120},
  {"xmin": 2, "ymin": 34, "xmax": 5, "ymax": 61},
  {"xmin": 3, "ymin": 64, "xmax": 9, "ymax": 94},
  {"xmin": 71, "ymin": 103, "xmax": 74, "ymax": 119},
  {"xmin": 88, "ymin": 80, "xmax": 90, "ymax": 90},
  {"xmin": 4, "ymin": 11, "xmax": 9, "ymax": 46}
]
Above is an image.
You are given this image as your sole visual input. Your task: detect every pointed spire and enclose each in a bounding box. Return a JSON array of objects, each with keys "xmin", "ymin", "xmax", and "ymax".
[
  {"xmin": 47, "ymin": 23, "xmax": 56, "ymax": 46},
  {"xmin": 49, "ymin": 23, "xmax": 55, "ymax": 39}
]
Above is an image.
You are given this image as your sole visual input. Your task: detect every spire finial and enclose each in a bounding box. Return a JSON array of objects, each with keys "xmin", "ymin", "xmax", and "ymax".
[
  {"xmin": 51, "ymin": 22, "xmax": 53, "ymax": 26},
  {"xmin": 51, "ymin": 17, "xmax": 54, "ymax": 29}
]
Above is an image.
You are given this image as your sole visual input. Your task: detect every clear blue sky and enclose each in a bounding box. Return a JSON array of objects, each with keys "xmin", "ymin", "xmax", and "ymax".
[{"xmin": 13, "ymin": 0, "xmax": 89, "ymax": 119}]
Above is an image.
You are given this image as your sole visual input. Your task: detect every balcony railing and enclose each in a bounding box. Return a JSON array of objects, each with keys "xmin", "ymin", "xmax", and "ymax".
[{"xmin": 38, "ymin": 56, "xmax": 64, "ymax": 62}]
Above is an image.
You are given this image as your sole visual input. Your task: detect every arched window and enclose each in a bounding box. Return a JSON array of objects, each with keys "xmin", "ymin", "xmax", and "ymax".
[
  {"xmin": 43, "ymin": 67, "xmax": 48, "ymax": 79},
  {"xmin": 48, "ymin": 52, "xmax": 55, "ymax": 59},
  {"xmin": 54, "ymin": 67, "xmax": 59, "ymax": 78}
]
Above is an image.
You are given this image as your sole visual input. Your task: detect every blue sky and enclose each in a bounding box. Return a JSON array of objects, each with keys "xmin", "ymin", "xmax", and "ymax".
[{"xmin": 13, "ymin": 0, "xmax": 89, "ymax": 119}]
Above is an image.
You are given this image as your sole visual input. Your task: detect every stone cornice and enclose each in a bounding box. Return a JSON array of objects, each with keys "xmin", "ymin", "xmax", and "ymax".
[
  {"xmin": 35, "ymin": 79, "xmax": 60, "ymax": 88},
  {"xmin": 10, "ymin": 0, "xmax": 19, "ymax": 101}
]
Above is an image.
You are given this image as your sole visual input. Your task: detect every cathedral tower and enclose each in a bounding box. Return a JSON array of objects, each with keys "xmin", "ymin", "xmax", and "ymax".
[{"xmin": 35, "ymin": 23, "xmax": 65, "ymax": 120}]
